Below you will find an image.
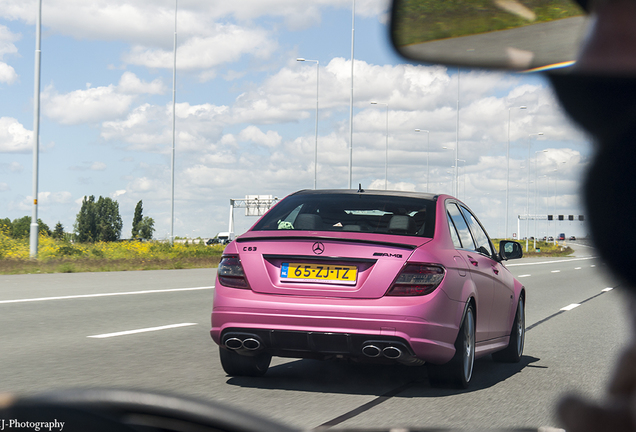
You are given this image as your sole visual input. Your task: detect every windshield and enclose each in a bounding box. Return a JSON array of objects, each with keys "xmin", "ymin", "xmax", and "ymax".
[{"xmin": 252, "ymin": 192, "xmax": 436, "ymax": 237}]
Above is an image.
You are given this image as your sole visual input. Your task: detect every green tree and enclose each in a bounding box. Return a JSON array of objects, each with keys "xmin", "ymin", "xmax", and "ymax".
[
  {"xmin": 10, "ymin": 216, "xmax": 50, "ymax": 238},
  {"xmin": 138, "ymin": 216, "xmax": 155, "ymax": 240},
  {"xmin": 74, "ymin": 196, "xmax": 122, "ymax": 242},
  {"xmin": 52, "ymin": 221, "xmax": 65, "ymax": 239},
  {"xmin": 131, "ymin": 200, "xmax": 143, "ymax": 238},
  {"xmin": 75, "ymin": 196, "xmax": 97, "ymax": 242},
  {"xmin": 95, "ymin": 196, "xmax": 123, "ymax": 242}
]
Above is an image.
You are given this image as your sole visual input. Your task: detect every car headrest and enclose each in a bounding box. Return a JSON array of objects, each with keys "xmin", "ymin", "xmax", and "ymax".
[
  {"xmin": 295, "ymin": 214, "xmax": 323, "ymax": 230},
  {"xmin": 388, "ymin": 215, "xmax": 416, "ymax": 234}
]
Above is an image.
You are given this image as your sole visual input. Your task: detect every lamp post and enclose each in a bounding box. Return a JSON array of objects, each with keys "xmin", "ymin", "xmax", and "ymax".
[
  {"xmin": 30, "ymin": 0, "xmax": 42, "ymax": 258},
  {"xmin": 526, "ymin": 132, "xmax": 543, "ymax": 251},
  {"xmin": 443, "ymin": 146, "xmax": 455, "ymax": 194},
  {"xmin": 415, "ymin": 129, "xmax": 430, "ymax": 192},
  {"xmin": 452, "ymin": 159, "xmax": 466, "ymax": 200},
  {"xmin": 371, "ymin": 102, "xmax": 389, "ymax": 189},
  {"xmin": 455, "ymin": 68, "xmax": 460, "ymax": 198},
  {"xmin": 170, "ymin": 0, "xmax": 177, "ymax": 245},
  {"xmin": 297, "ymin": 58, "xmax": 319, "ymax": 189},
  {"xmin": 554, "ymin": 161, "xmax": 566, "ymax": 244},
  {"xmin": 534, "ymin": 149, "xmax": 548, "ymax": 250},
  {"xmin": 505, "ymin": 105, "xmax": 527, "ymax": 239},
  {"xmin": 547, "ymin": 170, "xmax": 554, "ymax": 241},
  {"xmin": 348, "ymin": 0, "xmax": 355, "ymax": 189}
]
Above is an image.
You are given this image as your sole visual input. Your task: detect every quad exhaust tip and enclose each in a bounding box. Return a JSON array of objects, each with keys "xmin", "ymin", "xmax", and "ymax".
[
  {"xmin": 242, "ymin": 338, "xmax": 261, "ymax": 350},
  {"xmin": 382, "ymin": 346, "xmax": 402, "ymax": 359},
  {"xmin": 362, "ymin": 345, "xmax": 381, "ymax": 357},
  {"xmin": 362, "ymin": 344, "xmax": 403, "ymax": 359},
  {"xmin": 224, "ymin": 336, "xmax": 262, "ymax": 351},
  {"xmin": 225, "ymin": 337, "xmax": 244, "ymax": 350}
]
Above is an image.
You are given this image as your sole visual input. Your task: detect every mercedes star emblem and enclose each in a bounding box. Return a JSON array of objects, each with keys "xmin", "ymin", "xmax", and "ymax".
[{"xmin": 312, "ymin": 242, "xmax": 325, "ymax": 255}]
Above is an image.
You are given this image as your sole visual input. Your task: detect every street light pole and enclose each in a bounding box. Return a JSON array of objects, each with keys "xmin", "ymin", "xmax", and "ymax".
[
  {"xmin": 371, "ymin": 102, "xmax": 389, "ymax": 189},
  {"xmin": 348, "ymin": 0, "xmax": 355, "ymax": 189},
  {"xmin": 297, "ymin": 58, "xmax": 319, "ymax": 189},
  {"xmin": 30, "ymin": 0, "xmax": 42, "ymax": 259},
  {"xmin": 526, "ymin": 132, "xmax": 543, "ymax": 251},
  {"xmin": 170, "ymin": 0, "xmax": 177, "ymax": 245},
  {"xmin": 554, "ymin": 161, "xmax": 566, "ymax": 244},
  {"xmin": 455, "ymin": 69, "xmax": 459, "ymax": 198},
  {"xmin": 505, "ymin": 105, "xmax": 527, "ymax": 239},
  {"xmin": 534, "ymin": 149, "xmax": 548, "ymax": 250},
  {"xmin": 415, "ymin": 129, "xmax": 430, "ymax": 192},
  {"xmin": 457, "ymin": 159, "xmax": 466, "ymax": 200},
  {"xmin": 442, "ymin": 146, "xmax": 454, "ymax": 194}
]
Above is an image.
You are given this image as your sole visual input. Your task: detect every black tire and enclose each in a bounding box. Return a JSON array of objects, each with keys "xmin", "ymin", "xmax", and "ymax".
[
  {"xmin": 219, "ymin": 347, "xmax": 271, "ymax": 377},
  {"xmin": 493, "ymin": 296, "xmax": 525, "ymax": 363},
  {"xmin": 427, "ymin": 303, "xmax": 475, "ymax": 389}
]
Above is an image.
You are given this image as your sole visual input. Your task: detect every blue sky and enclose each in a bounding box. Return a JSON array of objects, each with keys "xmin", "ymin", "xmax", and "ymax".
[{"xmin": 0, "ymin": 0, "xmax": 590, "ymax": 241}]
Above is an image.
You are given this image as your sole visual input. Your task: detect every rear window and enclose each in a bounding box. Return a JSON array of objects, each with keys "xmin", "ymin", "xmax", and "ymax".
[{"xmin": 252, "ymin": 193, "xmax": 436, "ymax": 238}]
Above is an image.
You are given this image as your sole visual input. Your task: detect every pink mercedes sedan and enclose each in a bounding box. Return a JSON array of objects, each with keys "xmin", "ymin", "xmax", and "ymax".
[{"xmin": 210, "ymin": 189, "xmax": 525, "ymax": 388}]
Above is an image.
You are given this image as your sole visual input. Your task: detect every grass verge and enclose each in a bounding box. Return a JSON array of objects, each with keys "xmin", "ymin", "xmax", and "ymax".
[{"xmin": 0, "ymin": 231, "xmax": 224, "ymax": 275}]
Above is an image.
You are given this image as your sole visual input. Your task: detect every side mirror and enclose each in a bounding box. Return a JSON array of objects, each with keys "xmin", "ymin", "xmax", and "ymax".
[
  {"xmin": 499, "ymin": 240, "xmax": 523, "ymax": 260},
  {"xmin": 390, "ymin": 0, "xmax": 588, "ymax": 71}
]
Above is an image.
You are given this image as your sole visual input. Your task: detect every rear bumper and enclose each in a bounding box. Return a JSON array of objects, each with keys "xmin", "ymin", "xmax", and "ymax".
[{"xmin": 210, "ymin": 287, "xmax": 463, "ymax": 364}]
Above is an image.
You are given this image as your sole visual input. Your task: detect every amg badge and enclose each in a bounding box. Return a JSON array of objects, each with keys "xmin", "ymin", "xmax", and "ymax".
[{"xmin": 373, "ymin": 252, "xmax": 403, "ymax": 258}]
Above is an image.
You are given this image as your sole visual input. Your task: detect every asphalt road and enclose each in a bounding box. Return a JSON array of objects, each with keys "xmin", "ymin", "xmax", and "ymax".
[
  {"xmin": 0, "ymin": 242, "xmax": 629, "ymax": 431},
  {"xmin": 399, "ymin": 16, "xmax": 588, "ymax": 70}
]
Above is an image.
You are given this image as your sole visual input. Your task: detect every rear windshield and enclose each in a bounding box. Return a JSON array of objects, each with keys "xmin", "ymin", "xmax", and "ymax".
[{"xmin": 252, "ymin": 193, "xmax": 436, "ymax": 238}]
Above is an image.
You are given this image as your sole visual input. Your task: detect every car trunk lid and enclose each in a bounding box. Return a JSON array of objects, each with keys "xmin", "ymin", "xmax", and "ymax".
[{"xmin": 234, "ymin": 232, "xmax": 428, "ymax": 299}]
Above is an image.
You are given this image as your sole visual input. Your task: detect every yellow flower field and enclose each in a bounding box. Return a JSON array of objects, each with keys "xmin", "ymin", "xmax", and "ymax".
[{"xmin": 0, "ymin": 229, "xmax": 224, "ymax": 274}]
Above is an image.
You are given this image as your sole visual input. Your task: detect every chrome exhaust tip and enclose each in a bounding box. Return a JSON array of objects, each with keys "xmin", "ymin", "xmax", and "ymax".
[
  {"xmin": 242, "ymin": 338, "xmax": 261, "ymax": 350},
  {"xmin": 362, "ymin": 345, "xmax": 382, "ymax": 357},
  {"xmin": 383, "ymin": 346, "xmax": 402, "ymax": 359},
  {"xmin": 224, "ymin": 337, "xmax": 243, "ymax": 350}
]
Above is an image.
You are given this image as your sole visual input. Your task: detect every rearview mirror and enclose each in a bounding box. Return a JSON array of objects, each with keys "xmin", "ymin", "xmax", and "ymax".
[
  {"xmin": 390, "ymin": 0, "xmax": 588, "ymax": 71},
  {"xmin": 499, "ymin": 240, "xmax": 523, "ymax": 260}
]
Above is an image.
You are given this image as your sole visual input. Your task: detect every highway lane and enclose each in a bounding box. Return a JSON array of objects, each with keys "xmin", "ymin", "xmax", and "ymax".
[{"xmin": 0, "ymin": 247, "xmax": 630, "ymax": 430}]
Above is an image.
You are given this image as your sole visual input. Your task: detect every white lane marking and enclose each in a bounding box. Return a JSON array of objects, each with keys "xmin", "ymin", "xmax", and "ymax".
[
  {"xmin": 88, "ymin": 323, "xmax": 197, "ymax": 339},
  {"xmin": 0, "ymin": 286, "xmax": 214, "ymax": 305},
  {"xmin": 591, "ymin": 265, "xmax": 596, "ymax": 268},
  {"xmin": 551, "ymin": 270, "xmax": 561, "ymax": 273},
  {"xmin": 602, "ymin": 287, "xmax": 614, "ymax": 292},
  {"xmin": 518, "ymin": 274, "xmax": 531, "ymax": 278},
  {"xmin": 574, "ymin": 267, "xmax": 582, "ymax": 270},
  {"xmin": 561, "ymin": 304, "xmax": 581, "ymax": 311},
  {"xmin": 507, "ymin": 257, "xmax": 596, "ymax": 267}
]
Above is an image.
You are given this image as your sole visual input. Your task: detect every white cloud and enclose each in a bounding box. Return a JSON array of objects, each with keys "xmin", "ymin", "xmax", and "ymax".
[
  {"xmin": 0, "ymin": 117, "xmax": 32, "ymax": 153},
  {"xmin": 42, "ymin": 83, "xmax": 134, "ymax": 125},
  {"xmin": 112, "ymin": 190, "xmax": 126, "ymax": 198},
  {"xmin": 128, "ymin": 177, "xmax": 157, "ymax": 193},
  {"xmin": 0, "ymin": 25, "xmax": 19, "ymax": 56},
  {"xmin": 42, "ymin": 72, "xmax": 166, "ymax": 125},
  {"xmin": 238, "ymin": 126, "xmax": 282, "ymax": 148},
  {"xmin": 123, "ymin": 24, "xmax": 276, "ymax": 71},
  {"xmin": 101, "ymin": 102, "xmax": 229, "ymax": 152},
  {"xmin": 117, "ymin": 71, "xmax": 165, "ymax": 95},
  {"xmin": 91, "ymin": 162, "xmax": 107, "ymax": 171},
  {"xmin": 0, "ymin": 25, "xmax": 20, "ymax": 84},
  {"xmin": 14, "ymin": 191, "xmax": 73, "ymax": 211},
  {"xmin": 0, "ymin": 62, "xmax": 17, "ymax": 84},
  {"xmin": 0, "ymin": 183, "xmax": 8, "ymax": 191}
]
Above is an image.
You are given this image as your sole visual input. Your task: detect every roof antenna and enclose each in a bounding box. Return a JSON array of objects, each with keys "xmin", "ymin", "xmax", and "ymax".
[{"xmin": 357, "ymin": 183, "xmax": 364, "ymax": 193}]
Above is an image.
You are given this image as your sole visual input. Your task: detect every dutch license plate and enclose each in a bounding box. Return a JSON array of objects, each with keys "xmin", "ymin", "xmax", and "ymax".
[{"xmin": 280, "ymin": 263, "xmax": 358, "ymax": 284}]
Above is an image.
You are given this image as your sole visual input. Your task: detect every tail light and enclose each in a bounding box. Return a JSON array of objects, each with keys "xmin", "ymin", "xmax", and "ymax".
[
  {"xmin": 217, "ymin": 255, "xmax": 250, "ymax": 289},
  {"xmin": 386, "ymin": 264, "xmax": 445, "ymax": 296}
]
